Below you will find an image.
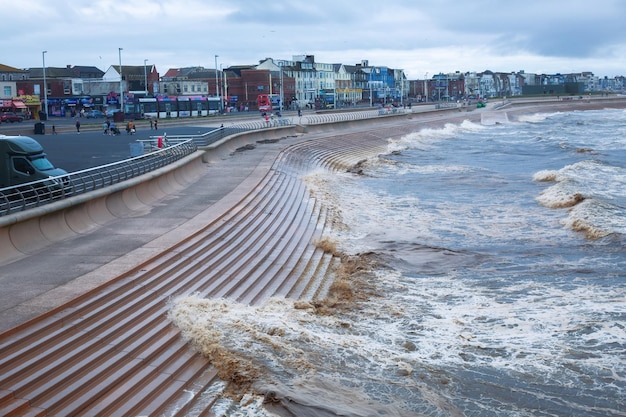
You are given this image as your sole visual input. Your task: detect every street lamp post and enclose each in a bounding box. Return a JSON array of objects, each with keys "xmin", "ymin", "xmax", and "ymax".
[
  {"xmin": 279, "ymin": 61, "xmax": 283, "ymax": 112},
  {"xmin": 220, "ymin": 64, "xmax": 228, "ymax": 110},
  {"xmin": 214, "ymin": 55, "xmax": 220, "ymax": 112},
  {"xmin": 144, "ymin": 59, "xmax": 148, "ymax": 95},
  {"xmin": 369, "ymin": 68, "xmax": 373, "ymax": 107},
  {"xmin": 118, "ymin": 48, "xmax": 124, "ymax": 114},
  {"xmin": 42, "ymin": 50, "xmax": 48, "ymax": 117}
]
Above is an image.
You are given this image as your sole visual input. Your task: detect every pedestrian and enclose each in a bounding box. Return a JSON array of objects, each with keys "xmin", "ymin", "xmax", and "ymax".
[
  {"xmin": 103, "ymin": 121, "xmax": 108, "ymax": 135},
  {"xmin": 150, "ymin": 119, "xmax": 153, "ymax": 129},
  {"xmin": 52, "ymin": 125, "xmax": 57, "ymax": 135},
  {"xmin": 75, "ymin": 120, "xmax": 81, "ymax": 133},
  {"xmin": 154, "ymin": 119, "xmax": 158, "ymax": 130}
]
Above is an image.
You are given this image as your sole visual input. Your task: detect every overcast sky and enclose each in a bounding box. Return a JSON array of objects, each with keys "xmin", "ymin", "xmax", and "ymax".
[{"xmin": 3, "ymin": 0, "xmax": 625, "ymax": 79}]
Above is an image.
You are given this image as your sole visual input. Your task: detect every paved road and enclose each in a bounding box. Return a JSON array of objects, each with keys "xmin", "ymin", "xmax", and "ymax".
[
  {"xmin": 34, "ymin": 124, "xmax": 219, "ymax": 173},
  {"xmin": 1, "ymin": 119, "xmax": 224, "ymax": 173}
]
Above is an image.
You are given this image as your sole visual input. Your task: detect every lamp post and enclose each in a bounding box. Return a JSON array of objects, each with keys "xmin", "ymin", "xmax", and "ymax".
[
  {"xmin": 279, "ymin": 61, "xmax": 283, "ymax": 112},
  {"xmin": 144, "ymin": 59, "xmax": 148, "ymax": 95},
  {"xmin": 370, "ymin": 67, "xmax": 373, "ymax": 107},
  {"xmin": 223, "ymin": 66, "xmax": 228, "ymax": 110},
  {"xmin": 214, "ymin": 54, "xmax": 219, "ymax": 112},
  {"xmin": 118, "ymin": 48, "xmax": 124, "ymax": 114},
  {"xmin": 42, "ymin": 50, "xmax": 48, "ymax": 117}
]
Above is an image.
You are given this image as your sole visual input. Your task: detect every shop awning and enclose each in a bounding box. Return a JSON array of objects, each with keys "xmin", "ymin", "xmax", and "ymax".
[{"xmin": 12, "ymin": 101, "xmax": 27, "ymax": 109}]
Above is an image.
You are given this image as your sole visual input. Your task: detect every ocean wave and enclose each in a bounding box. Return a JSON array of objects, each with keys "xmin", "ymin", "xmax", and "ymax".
[
  {"xmin": 533, "ymin": 169, "xmax": 558, "ymax": 182},
  {"xmin": 536, "ymin": 183, "xmax": 586, "ymax": 208},
  {"xmin": 168, "ymin": 288, "xmax": 456, "ymax": 416},
  {"xmin": 387, "ymin": 120, "xmax": 485, "ymax": 153},
  {"xmin": 535, "ymin": 159, "xmax": 626, "ymax": 236},
  {"xmin": 564, "ymin": 198, "xmax": 626, "ymax": 239},
  {"xmin": 516, "ymin": 112, "xmax": 561, "ymax": 123}
]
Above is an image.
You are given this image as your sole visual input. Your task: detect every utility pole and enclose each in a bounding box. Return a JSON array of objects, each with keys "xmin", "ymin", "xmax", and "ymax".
[
  {"xmin": 119, "ymin": 48, "xmax": 124, "ymax": 114},
  {"xmin": 42, "ymin": 51, "xmax": 48, "ymax": 117}
]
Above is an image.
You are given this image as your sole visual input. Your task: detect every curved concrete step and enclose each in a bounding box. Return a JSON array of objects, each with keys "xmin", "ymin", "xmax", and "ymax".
[{"xmin": 0, "ymin": 130, "xmax": 394, "ymax": 416}]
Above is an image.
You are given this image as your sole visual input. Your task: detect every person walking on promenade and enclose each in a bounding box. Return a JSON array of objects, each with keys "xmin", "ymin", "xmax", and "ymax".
[
  {"xmin": 154, "ymin": 119, "xmax": 158, "ymax": 130},
  {"xmin": 150, "ymin": 119, "xmax": 153, "ymax": 130},
  {"xmin": 109, "ymin": 121, "xmax": 119, "ymax": 135},
  {"xmin": 75, "ymin": 120, "xmax": 81, "ymax": 134},
  {"xmin": 103, "ymin": 121, "xmax": 109, "ymax": 135},
  {"xmin": 52, "ymin": 125, "xmax": 57, "ymax": 135}
]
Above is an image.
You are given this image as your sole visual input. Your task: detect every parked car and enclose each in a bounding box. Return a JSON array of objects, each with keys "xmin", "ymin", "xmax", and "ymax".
[
  {"xmin": 84, "ymin": 110, "xmax": 105, "ymax": 118},
  {"xmin": 1, "ymin": 112, "xmax": 24, "ymax": 123}
]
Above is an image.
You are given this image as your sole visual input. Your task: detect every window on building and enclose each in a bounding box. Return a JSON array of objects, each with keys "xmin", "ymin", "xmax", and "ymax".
[{"xmin": 3, "ymin": 86, "xmax": 11, "ymax": 97}]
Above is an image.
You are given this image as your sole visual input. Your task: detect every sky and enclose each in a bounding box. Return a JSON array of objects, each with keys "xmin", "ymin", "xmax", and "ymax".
[{"xmin": 3, "ymin": 0, "xmax": 625, "ymax": 79}]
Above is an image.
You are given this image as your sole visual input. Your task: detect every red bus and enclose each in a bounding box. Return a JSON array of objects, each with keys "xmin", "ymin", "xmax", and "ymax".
[{"xmin": 257, "ymin": 94, "xmax": 280, "ymax": 112}]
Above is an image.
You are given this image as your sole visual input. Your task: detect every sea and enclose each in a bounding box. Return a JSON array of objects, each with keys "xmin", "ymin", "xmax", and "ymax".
[{"xmin": 169, "ymin": 108, "xmax": 626, "ymax": 416}]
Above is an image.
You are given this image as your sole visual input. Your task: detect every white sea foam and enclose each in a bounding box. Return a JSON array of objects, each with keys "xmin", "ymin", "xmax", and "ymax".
[
  {"xmin": 532, "ymin": 169, "xmax": 558, "ymax": 182},
  {"xmin": 564, "ymin": 198, "xmax": 626, "ymax": 238},
  {"xmin": 516, "ymin": 112, "xmax": 560, "ymax": 123},
  {"xmin": 391, "ymin": 272, "xmax": 626, "ymax": 376},
  {"xmin": 387, "ymin": 120, "xmax": 484, "ymax": 153},
  {"xmin": 535, "ymin": 159, "xmax": 626, "ymax": 236},
  {"xmin": 169, "ymin": 294, "xmax": 451, "ymax": 416},
  {"xmin": 169, "ymin": 263, "xmax": 626, "ymax": 415}
]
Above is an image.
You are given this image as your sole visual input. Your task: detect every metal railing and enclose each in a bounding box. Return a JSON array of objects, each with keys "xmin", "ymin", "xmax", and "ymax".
[
  {"xmin": 0, "ymin": 140, "xmax": 197, "ymax": 217},
  {"xmin": 146, "ymin": 118, "xmax": 296, "ymax": 147},
  {"xmin": 144, "ymin": 109, "xmax": 413, "ymax": 146}
]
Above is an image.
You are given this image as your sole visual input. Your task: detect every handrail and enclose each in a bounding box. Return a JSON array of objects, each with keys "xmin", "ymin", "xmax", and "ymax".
[
  {"xmin": 143, "ymin": 108, "xmax": 412, "ymax": 146},
  {"xmin": 0, "ymin": 140, "xmax": 197, "ymax": 216}
]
